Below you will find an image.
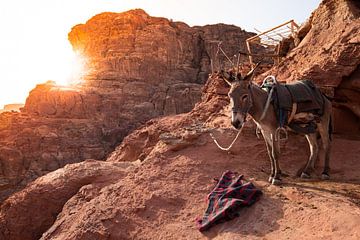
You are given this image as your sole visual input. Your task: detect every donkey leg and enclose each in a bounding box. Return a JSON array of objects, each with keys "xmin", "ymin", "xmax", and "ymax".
[
  {"xmin": 321, "ymin": 143, "xmax": 331, "ymax": 180},
  {"xmin": 271, "ymin": 135, "xmax": 282, "ymax": 185},
  {"xmin": 301, "ymin": 133, "xmax": 318, "ymax": 179},
  {"xmin": 318, "ymin": 123, "xmax": 331, "ymax": 180},
  {"xmin": 263, "ymin": 133, "xmax": 275, "ymax": 183}
]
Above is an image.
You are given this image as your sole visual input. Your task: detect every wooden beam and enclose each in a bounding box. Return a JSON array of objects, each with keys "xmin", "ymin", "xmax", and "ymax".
[
  {"xmin": 246, "ymin": 40, "xmax": 253, "ymax": 65},
  {"xmin": 239, "ymin": 52, "xmax": 281, "ymax": 58},
  {"xmin": 250, "ymin": 41, "xmax": 277, "ymax": 47},
  {"xmin": 291, "ymin": 20, "xmax": 299, "ymax": 28},
  {"xmin": 247, "ymin": 20, "xmax": 294, "ymax": 42}
]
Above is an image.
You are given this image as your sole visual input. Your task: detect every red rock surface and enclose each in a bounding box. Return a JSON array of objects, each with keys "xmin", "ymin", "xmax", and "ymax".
[
  {"xmin": 0, "ymin": 10, "xmax": 255, "ymax": 200},
  {"xmin": 0, "ymin": 1, "xmax": 360, "ymax": 239},
  {"xmin": 258, "ymin": 0, "xmax": 360, "ymax": 133},
  {"xmin": 1, "ymin": 75, "xmax": 360, "ymax": 240},
  {"xmin": 0, "ymin": 160, "xmax": 132, "ymax": 240},
  {"xmin": 0, "ymin": 104, "xmax": 24, "ymax": 114}
]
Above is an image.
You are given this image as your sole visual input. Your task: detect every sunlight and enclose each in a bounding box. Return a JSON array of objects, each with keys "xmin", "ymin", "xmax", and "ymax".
[
  {"xmin": 34, "ymin": 40, "xmax": 86, "ymax": 87},
  {"xmin": 0, "ymin": 40, "xmax": 86, "ymax": 108},
  {"xmin": 52, "ymin": 50, "xmax": 86, "ymax": 86}
]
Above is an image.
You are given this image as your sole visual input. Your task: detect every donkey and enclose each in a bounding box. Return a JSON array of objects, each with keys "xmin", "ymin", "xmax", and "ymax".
[{"xmin": 219, "ymin": 66, "xmax": 332, "ymax": 185}]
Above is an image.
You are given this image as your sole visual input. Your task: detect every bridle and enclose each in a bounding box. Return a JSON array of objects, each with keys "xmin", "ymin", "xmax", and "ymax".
[
  {"xmin": 210, "ymin": 65, "xmax": 260, "ymax": 151},
  {"xmin": 230, "ymin": 82, "xmax": 255, "ymax": 122}
]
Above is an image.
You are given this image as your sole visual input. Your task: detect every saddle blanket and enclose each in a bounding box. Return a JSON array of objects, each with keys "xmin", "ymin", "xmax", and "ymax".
[
  {"xmin": 275, "ymin": 80, "xmax": 324, "ymax": 115},
  {"xmin": 196, "ymin": 171, "xmax": 262, "ymax": 231}
]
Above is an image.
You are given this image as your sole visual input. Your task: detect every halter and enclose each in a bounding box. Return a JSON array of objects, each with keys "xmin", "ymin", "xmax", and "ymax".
[{"xmin": 231, "ymin": 83, "xmax": 254, "ymax": 122}]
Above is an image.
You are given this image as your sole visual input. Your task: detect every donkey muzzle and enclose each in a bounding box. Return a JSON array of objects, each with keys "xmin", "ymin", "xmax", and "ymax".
[
  {"xmin": 231, "ymin": 119, "xmax": 244, "ymax": 129},
  {"xmin": 231, "ymin": 111, "xmax": 246, "ymax": 130}
]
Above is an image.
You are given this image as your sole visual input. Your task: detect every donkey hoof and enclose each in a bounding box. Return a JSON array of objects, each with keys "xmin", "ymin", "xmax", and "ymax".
[
  {"xmin": 268, "ymin": 176, "xmax": 274, "ymax": 183},
  {"xmin": 321, "ymin": 173, "xmax": 330, "ymax": 180},
  {"xmin": 300, "ymin": 172, "xmax": 311, "ymax": 179},
  {"xmin": 271, "ymin": 178, "xmax": 282, "ymax": 185}
]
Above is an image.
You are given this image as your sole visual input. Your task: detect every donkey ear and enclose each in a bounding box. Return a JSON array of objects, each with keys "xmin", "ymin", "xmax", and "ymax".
[
  {"xmin": 236, "ymin": 72, "xmax": 243, "ymax": 81},
  {"xmin": 219, "ymin": 70, "xmax": 232, "ymax": 86},
  {"xmin": 243, "ymin": 62, "xmax": 261, "ymax": 82}
]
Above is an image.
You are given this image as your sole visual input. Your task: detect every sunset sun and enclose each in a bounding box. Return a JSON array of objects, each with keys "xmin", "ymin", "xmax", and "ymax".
[{"xmin": 48, "ymin": 49, "xmax": 86, "ymax": 87}]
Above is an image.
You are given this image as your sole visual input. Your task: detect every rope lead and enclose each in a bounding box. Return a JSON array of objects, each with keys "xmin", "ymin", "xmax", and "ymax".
[{"xmin": 209, "ymin": 127, "xmax": 243, "ymax": 151}]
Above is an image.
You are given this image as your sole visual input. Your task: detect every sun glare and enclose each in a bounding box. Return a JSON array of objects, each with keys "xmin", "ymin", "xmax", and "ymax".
[
  {"xmin": 41, "ymin": 45, "xmax": 84, "ymax": 86},
  {"xmin": 0, "ymin": 40, "xmax": 86, "ymax": 109}
]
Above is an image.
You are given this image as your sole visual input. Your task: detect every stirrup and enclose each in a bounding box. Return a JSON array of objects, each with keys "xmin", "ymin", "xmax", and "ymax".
[{"xmin": 275, "ymin": 127, "xmax": 288, "ymax": 141}]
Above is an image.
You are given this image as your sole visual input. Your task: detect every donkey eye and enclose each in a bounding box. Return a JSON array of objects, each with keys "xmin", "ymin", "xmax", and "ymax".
[{"xmin": 241, "ymin": 94, "xmax": 248, "ymax": 101}]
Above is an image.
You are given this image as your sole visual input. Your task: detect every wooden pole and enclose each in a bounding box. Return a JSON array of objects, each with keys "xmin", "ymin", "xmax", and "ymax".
[
  {"xmin": 238, "ymin": 52, "xmax": 281, "ymax": 58},
  {"xmin": 246, "ymin": 40, "xmax": 253, "ymax": 66},
  {"xmin": 291, "ymin": 20, "xmax": 299, "ymax": 28},
  {"xmin": 276, "ymin": 43, "xmax": 281, "ymax": 65},
  {"xmin": 247, "ymin": 20, "xmax": 294, "ymax": 42}
]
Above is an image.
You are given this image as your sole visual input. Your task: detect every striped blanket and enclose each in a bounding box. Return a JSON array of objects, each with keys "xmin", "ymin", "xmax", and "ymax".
[{"xmin": 196, "ymin": 171, "xmax": 262, "ymax": 231}]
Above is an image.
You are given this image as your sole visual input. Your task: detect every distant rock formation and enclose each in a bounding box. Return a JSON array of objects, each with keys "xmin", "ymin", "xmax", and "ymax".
[
  {"xmin": 0, "ymin": 104, "xmax": 24, "ymax": 114},
  {"xmin": 0, "ymin": 9, "xmax": 255, "ymax": 201}
]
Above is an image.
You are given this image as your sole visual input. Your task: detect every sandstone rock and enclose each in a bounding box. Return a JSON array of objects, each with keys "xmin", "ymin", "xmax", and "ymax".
[
  {"xmin": 0, "ymin": 160, "xmax": 131, "ymax": 240},
  {"xmin": 258, "ymin": 0, "xmax": 360, "ymax": 133},
  {"xmin": 0, "ymin": 112, "xmax": 111, "ymax": 201},
  {"xmin": 0, "ymin": 9, "xmax": 256, "ymax": 201},
  {"xmin": 2, "ymin": 2, "xmax": 360, "ymax": 240},
  {"xmin": 0, "ymin": 104, "xmax": 24, "ymax": 114}
]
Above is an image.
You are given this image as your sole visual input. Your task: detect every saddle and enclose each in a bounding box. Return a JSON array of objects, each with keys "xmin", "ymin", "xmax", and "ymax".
[{"xmin": 263, "ymin": 78, "xmax": 325, "ymax": 134}]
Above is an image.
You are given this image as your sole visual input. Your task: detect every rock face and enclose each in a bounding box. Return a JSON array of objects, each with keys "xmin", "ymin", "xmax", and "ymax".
[
  {"xmin": 0, "ymin": 109, "xmax": 112, "ymax": 201},
  {"xmin": 67, "ymin": 9, "xmax": 254, "ymax": 118},
  {"xmin": 2, "ymin": 2, "xmax": 360, "ymax": 240},
  {"xmin": 0, "ymin": 10, "xmax": 255, "ymax": 201},
  {"xmin": 0, "ymin": 160, "xmax": 133, "ymax": 240},
  {"xmin": 1, "ymin": 75, "xmax": 360, "ymax": 240},
  {"xmin": 69, "ymin": 10, "xmax": 251, "ymax": 84},
  {"xmin": 260, "ymin": 0, "xmax": 360, "ymax": 133}
]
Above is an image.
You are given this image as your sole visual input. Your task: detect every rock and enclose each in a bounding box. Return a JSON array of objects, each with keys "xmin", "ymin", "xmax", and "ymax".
[
  {"xmin": 0, "ymin": 160, "xmax": 131, "ymax": 240},
  {"xmin": 0, "ymin": 9, "xmax": 256, "ymax": 201},
  {"xmin": 258, "ymin": 0, "xmax": 360, "ymax": 134},
  {"xmin": 2, "ymin": 2, "xmax": 360, "ymax": 240},
  {"xmin": 0, "ymin": 104, "xmax": 24, "ymax": 114}
]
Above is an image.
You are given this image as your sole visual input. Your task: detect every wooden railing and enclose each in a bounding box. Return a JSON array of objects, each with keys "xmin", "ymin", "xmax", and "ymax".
[{"xmin": 246, "ymin": 20, "xmax": 300, "ymax": 66}]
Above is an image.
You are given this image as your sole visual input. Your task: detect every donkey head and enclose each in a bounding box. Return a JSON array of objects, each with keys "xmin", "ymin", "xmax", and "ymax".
[{"xmin": 219, "ymin": 63, "xmax": 260, "ymax": 129}]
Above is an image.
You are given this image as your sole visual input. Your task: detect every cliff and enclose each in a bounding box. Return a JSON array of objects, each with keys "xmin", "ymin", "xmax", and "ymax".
[
  {"xmin": 260, "ymin": 0, "xmax": 360, "ymax": 133},
  {"xmin": 1, "ymin": 1, "xmax": 360, "ymax": 239},
  {"xmin": 0, "ymin": 10, "xmax": 255, "ymax": 200}
]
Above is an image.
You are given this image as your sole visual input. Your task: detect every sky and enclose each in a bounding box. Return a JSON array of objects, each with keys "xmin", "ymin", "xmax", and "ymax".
[{"xmin": 0, "ymin": 0, "xmax": 321, "ymax": 108}]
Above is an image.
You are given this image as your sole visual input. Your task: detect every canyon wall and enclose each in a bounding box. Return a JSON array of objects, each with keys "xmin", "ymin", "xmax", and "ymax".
[
  {"xmin": 1, "ymin": 1, "xmax": 360, "ymax": 240},
  {"xmin": 0, "ymin": 9, "xmax": 255, "ymax": 201}
]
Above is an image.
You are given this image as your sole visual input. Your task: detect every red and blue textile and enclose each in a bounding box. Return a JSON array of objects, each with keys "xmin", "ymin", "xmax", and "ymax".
[{"xmin": 196, "ymin": 171, "xmax": 262, "ymax": 231}]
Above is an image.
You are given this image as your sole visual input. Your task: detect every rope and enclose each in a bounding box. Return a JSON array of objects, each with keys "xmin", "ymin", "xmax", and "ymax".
[
  {"xmin": 259, "ymin": 87, "xmax": 274, "ymax": 121},
  {"xmin": 259, "ymin": 75, "xmax": 278, "ymax": 122},
  {"xmin": 219, "ymin": 47, "xmax": 234, "ymax": 66},
  {"xmin": 209, "ymin": 127, "xmax": 243, "ymax": 151}
]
